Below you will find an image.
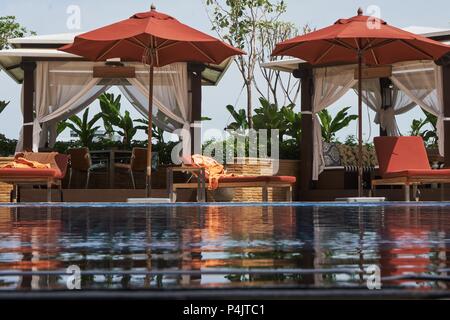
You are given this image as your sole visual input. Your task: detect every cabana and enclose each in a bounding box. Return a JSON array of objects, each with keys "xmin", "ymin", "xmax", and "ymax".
[
  {"xmin": 0, "ymin": 33, "xmax": 232, "ymax": 201},
  {"xmin": 263, "ymin": 27, "xmax": 450, "ymax": 201},
  {"xmin": 0, "ymin": 32, "xmax": 231, "ymax": 152}
]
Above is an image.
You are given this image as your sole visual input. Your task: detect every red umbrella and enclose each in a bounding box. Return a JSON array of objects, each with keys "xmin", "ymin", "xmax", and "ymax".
[
  {"xmin": 60, "ymin": 5, "xmax": 244, "ymax": 196},
  {"xmin": 272, "ymin": 8, "xmax": 450, "ymax": 197}
]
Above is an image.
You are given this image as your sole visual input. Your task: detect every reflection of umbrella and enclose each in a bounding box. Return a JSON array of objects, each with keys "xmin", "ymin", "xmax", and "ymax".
[
  {"xmin": 61, "ymin": 5, "xmax": 244, "ymax": 196},
  {"xmin": 272, "ymin": 8, "xmax": 450, "ymax": 197}
]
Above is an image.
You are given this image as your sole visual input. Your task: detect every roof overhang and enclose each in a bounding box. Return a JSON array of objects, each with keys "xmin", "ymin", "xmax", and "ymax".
[{"xmin": 0, "ymin": 33, "xmax": 233, "ymax": 86}]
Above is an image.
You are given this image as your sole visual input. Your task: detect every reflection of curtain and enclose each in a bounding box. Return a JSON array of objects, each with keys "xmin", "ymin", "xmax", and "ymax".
[
  {"xmin": 126, "ymin": 62, "xmax": 190, "ymax": 132},
  {"xmin": 390, "ymin": 61, "xmax": 444, "ymax": 155},
  {"xmin": 32, "ymin": 61, "xmax": 107, "ymax": 151},
  {"xmin": 312, "ymin": 65, "xmax": 357, "ymax": 180}
]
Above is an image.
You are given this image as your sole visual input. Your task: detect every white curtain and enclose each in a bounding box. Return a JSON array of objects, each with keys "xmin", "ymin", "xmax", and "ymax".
[
  {"xmin": 20, "ymin": 61, "xmax": 190, "ymax": 152},
  {"xmin": 118, "ymin": 83, "xmax": 179, "ymax": 132},
  {"xmin": 15, "ymin": 86, "xmax": 25, "ymax": 153},
  {"xmin": 31, "ymin": 61, "xmax": 108, "ymax": 151},
  {"xmin": 356, "ymin": 79, "xmax": 417, "ymax": 137},
  {"xmin": 312, "ymin": 65, "xmax": 358, "ymax": 180},
  {"xmin": 390, "ymin": 60, "xmax": 444, "ymax": 154},
  {"xmin": 125, "ymin": 62, "xmax": 190, "ymax": 132}
]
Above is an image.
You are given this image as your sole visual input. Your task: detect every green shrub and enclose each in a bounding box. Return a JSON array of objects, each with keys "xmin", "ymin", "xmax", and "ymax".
[{"xmin": 0, "ymin": 134, "xmax": 17, "ymax": 156}]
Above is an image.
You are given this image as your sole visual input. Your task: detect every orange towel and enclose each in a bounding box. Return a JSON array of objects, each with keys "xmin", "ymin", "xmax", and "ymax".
[
  {"xmin": 0, "ymin": 157, "xmax": 51, "ymax": 169},
  {"xmin": 191, "ymin": 155, "xmax": 234, "ymax": 190}
]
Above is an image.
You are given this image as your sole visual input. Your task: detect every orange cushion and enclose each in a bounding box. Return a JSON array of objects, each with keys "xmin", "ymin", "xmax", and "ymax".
[
  {"xmin": 384, "ymin": 169, "xmax": 450, "ymax": 179},
  {"xmin": 213, "ymin": 176, "xmax": 296, "ymax": 184},
  {"xmin": 264, "ymin": 176, "xmax": 297, "ymax": 184},
  {"xmin": 374, "ymin": 137, "xmax": 431, "ymax": 178},
  {"xmin": 0, "ymin": 168, "xmax": 58, "ymax": 178}
]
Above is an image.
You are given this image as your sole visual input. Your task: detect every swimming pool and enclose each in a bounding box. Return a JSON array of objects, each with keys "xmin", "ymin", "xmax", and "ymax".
[{"xmin": 0, "ymin": 203, "xmax": 449, "ymax": 298}]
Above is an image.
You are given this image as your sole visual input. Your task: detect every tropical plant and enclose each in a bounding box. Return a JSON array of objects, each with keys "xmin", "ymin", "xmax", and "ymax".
[
  {"xmin": 0, "ymin": 16, "xmax": 35, "ymax": 50},
  {"xmin": 226, "ymin": 105, "xmax": 249, "ymax": 131},
  {"xmin": 58, "ymin": 108, "xmax": 102, "ymax": 148},
  {"xmin": 135, "ymin": 118, "xmax": 165, "ymax": 145},
  {"xmin": 318, "ymin": 107, "xmax": 358, "ymax": 143},
  {"xmin": 252, "ymin": 98, "xmax": 290, "ymax": 136},
  {"xmin": 409, "ymin": 109, "xmax": 438, "ymax": 147},
  {"xmin": 280, "ymin": 104, "xmax": 301, "ymax": 146},
  {"xmin": 99, "ymin": 93, "xmax": 137, "ymax": 148}
]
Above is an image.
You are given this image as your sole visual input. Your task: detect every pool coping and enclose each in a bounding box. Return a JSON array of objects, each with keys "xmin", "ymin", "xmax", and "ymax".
[{"xmin": 2, "ymin": 201, "xmax": 450, "ymax": 208}]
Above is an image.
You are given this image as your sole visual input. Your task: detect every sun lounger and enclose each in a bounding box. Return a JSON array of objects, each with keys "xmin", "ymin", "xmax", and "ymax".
[
  {"xmin": 372, "ymin": 136, "xmax": 450, "ymax": 202},
  {"xmin": 166, "ymin": 163, "xmax": 296, "ymax": 203},
  {"xmin": 0, "ymin": 152, "xmax": 69, "ymax": 202}
]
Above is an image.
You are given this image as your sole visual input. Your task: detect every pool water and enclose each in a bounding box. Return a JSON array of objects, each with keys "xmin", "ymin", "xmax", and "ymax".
[{"xmin": 0, "ymin": 203, "xmax": 449, "ymax": 291}]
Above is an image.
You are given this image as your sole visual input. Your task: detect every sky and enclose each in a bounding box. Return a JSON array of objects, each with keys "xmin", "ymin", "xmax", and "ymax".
[{"xmin": 0, "ymin": 0, "xmax": 449, "ymax": 143}]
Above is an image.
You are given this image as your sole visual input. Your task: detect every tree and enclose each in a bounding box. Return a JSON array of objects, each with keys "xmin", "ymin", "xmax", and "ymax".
[
  {"xmin": 99, "ymin": 93, "xmax": 137, "ymax": 148},
  {"xmin": 257, "ymin": 21, "xmax": 311, "ymax": 106},
  {"xmin": 205, "ymin": 0, "xmax": 287, "ymax": 127},
  {"xmin": 0, "ymin": 16, "xmax": 35, "ymax": 50},
  {"xmin": 0, "ymin": 100, "xmax": 9, "ymax": 114},
  {"xmin": 0, "ymin": 16, "xmax": 35, "ymax": 112},
  {"xmin": 318, "ymin": 107, "xmax": 358, "ymax": 143},
  {"xmin": 58, "ymin": 108, "xmax": 102, "ymax": 148}
]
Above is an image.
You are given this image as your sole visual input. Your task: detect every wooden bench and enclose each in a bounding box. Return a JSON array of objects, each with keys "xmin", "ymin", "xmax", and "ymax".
[{"xmin": 167, "ymin": 167, "xmax": 296, "ymax": 203}]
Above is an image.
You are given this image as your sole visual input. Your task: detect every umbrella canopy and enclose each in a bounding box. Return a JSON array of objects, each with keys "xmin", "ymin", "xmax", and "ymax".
[
  {"xmin": 272, "ymin": 8, "xmax": 450, "ymax": 65},
  {"xmin": 272, "ymin": 8, "xmax": 450, "ymax": 198},
  {"xmin": 60, "ymin": 7, "xmax": 243, "ymax": 66},
  {"xmin": 60, "ymin": 6, "xmax": 244, "ymax": 197}
]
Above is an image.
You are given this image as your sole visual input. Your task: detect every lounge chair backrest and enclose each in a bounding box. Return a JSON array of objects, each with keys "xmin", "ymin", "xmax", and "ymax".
[
  {"xmin": 67, "ymin": 148, "xmax": 92, "ymax": 171},
  {"xmin": 130, "ymin": 148, "xmax": 147, "ymax": 172},
  {"xmin": 17, "ymin": 152, "xmax": 69, "ymax": 179},
  {"xmin": 374, "ymin": 136, "xmax": 431, "ymax": 177}
]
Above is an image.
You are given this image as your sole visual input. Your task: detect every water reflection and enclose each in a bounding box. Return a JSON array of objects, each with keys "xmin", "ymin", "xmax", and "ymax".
[{"xmin": 0, "ymin": 205, "xmax": 449, "ymax": 290}]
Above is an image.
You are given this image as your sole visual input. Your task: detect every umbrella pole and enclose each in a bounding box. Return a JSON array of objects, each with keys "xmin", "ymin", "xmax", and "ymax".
[
  {"xmin": 146, "ymin": 64, "xmax": 154, "ymax": 197},
  {"xmin": 357, "ymin": 50, "xmax": 363, "ymax": 198}
]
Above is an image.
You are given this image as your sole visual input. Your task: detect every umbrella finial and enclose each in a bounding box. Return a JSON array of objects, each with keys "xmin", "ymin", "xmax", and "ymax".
[
  {"xmin": 151, "ymin": 4, "xmax": 156, "ymax": 11},
  {"xmin": 357, "ymin": 7, "xmax": 363, "ymax": 15}
]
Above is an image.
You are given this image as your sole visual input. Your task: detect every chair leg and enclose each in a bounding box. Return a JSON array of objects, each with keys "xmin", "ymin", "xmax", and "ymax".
[
  {"xmin": 404, "ymin": 184, "xmax": 411, "ymax": 202},
  {"xmin": 130, "ymin": 170, "xmax": 136, "ymax": 189},
  {"xmin": 262, "ymin": 186, "xmax": 269, "ymax": 202},
  {"xmin": 85, "ymin": 170, "xmax": 91, "ymax": 189},
  {"xmin": 14, "ymin": 184, "xmax": 18, "ymax": 203},
  {"xmin": 68, "ymin": 168, "xmax": 73, "ymax": 189},
  {"xmin": 286, "ymin": 186, "xmax": 293, "ymax": 202},
  {"xmin": 413, "ymin": 184, "xmax": 419, "ymax": 202},
  {"xmin": 59, "ymin": 183, "xmax": 63, "ymax": 202},
  {"xmin": 172, "ymin": 188, "xmax": 177, "ymax": 203},
  {"xmin": 47, "ymin": 181, "xmax": 52, "ymax": 203}
]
